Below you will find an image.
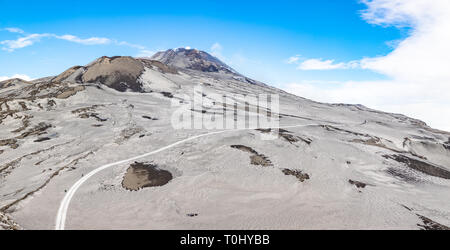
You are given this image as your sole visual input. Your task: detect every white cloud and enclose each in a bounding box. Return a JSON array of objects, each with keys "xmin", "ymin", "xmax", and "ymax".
[
  {"xmin": 283, "ymin": 0, "xmax": 450, "ymax": 132},
  {"xmin": 0, "ymin": 28, "xmax": 149, "ymax": 52},
  {"xmin": 0, "ymin": 34, "xmax": 51, "ymax": 51},
  {"xmin": 360, "ymin": 0, "xmax": 450, "ymax": 83},
  {"xmin": 0, "ymin": 33, "xmax": 112, "ymax": 51},
  {"xmin": 4, "ymin": 27, "xmax": 24, "ymax": 34},
  {"xmin": 297, "ymin": 58, "xmax": 359, "ymax": 70},
  {"xmin": 284, "ymin": 79, "xmax": 450, "ymax": 131},
  {"xmin": 55, "ymin": 35, "xmax": 111, "ymax": 45},
  {"xmin": 286, "ymin": 55, "xmax": 301, "ymax": 64},
  {"xmin": 211, "ymin": 42, "xmax": 222, "ymax": 52},
  {"xmin": 0, "ymin": 74, "xmax": 33, "ymax": 82},
  {"xmin": 116, "ymin": 41, "xmax": 146, "ymax": 50}
]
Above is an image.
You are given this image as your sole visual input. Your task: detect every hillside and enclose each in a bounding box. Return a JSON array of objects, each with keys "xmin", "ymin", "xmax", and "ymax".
[{"xmin": 0, "ymin": 49, "xmax": 449, "ymax": 230}]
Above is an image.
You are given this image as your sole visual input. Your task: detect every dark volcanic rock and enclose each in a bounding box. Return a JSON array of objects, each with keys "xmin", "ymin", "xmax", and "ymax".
[
  {"xmin": 0, "ymin": 139, "xmax": 18, "ymax": 149},
  {"xmin": 34, "ymin": 137, "xmax": 51, "ymax": 142},
  {"xmin": 231, "ymin": 145, "xmax": 273, "ymax": 167},
  {"xmin": 383, "ymin": 154, "xmax": 450, "ymax": 179},
  {"xmin": 81, "ymin": 56, "xmax": 145, "ymax": 92},
  {"xmin": 142, "ymin": 116, "xmax": 158, "ymax": 120},
  {"xmin": 386, "ymin": 167, "xmax": 421, "ymax": 183},
  {"xmin": 256, "ymin": 128, "xmax": 312, "ymax": 145},
  {"xmin": 122, "ymin": 162, "xmax": 173, "ymax": 191},
  {"xmin": 282, "ymin": 169, "xmax": 310, "ymax": 182},
  {"xmin": 0, "ymin": 78, "xmax": 31, "ymax": 89},
  {"xmin": 417, "ymin": 214, "xmax": 450, "ymax": 230},
  {"xmin": 349, "ymin": 179, "xmax": 367, "ymax": 188},
  {"xmin": 161, "ymin": 92, "xmax": 174, "ymax": 98},
  {"xmin": 444, "ymin": 138, "xmax": 450, "ymax": 150}
]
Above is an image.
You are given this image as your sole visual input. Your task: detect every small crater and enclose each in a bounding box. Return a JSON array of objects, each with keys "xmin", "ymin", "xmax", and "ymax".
[
  {"xmin": 187, "ymin": 213, "xmax": 199, "ymax": 217},
  {"xmin": 122, "ymin": 162, "xmax": 173, "ymax": 191},
  {"xmin": 282, "ymin": 169, "xmax": 310, "ymax": 182}
]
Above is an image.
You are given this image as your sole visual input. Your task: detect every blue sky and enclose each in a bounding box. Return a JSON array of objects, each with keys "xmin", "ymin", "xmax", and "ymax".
[
  {"xmin": 1, "ymin": 0, "xmax": 403, "ymax": 83},
  {"xmin": 2, "ymin": 0, "xmax": 450, "ymax": 131}
]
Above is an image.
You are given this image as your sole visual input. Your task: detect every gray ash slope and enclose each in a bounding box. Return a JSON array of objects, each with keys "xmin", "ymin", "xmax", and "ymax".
[{"xmin": 0, "ymin": 48, "xmax": 449, "ymax": 230}]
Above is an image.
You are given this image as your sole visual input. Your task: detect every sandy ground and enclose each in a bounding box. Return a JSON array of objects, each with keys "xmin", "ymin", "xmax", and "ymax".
[{"xmin": 1, "ymin": 53, "xmax": 449, "ymax": 230}]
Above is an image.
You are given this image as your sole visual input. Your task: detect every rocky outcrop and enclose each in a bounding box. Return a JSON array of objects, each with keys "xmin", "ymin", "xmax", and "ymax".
[
  {"xmin": 0, "ymin": 78, "xmax": 31, "ymax": 89},
  {"xmin": 81, "ymin": 56, "xmax": 145, "ymax": 92},
  {"xmin": 383, "ymin": 154, "xmax": 450, "ymax": 179}
]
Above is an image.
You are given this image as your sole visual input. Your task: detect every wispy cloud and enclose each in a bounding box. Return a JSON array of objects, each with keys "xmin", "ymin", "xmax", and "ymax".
[
  {"xmin": 211, "ymin": 42, "xmax": 222, "ymax": 52},
  {"xmin": 297, "ymin": 58, "xmax": 359, "ymax": 70},
  {"xmin": 0, "ymin": 28, "xmax": 150, "ymax": 55},
  {"xmin": 0, "ymin": 33, "xmax": 50, "ymax": 51},
  {"xmin": 210, "ymin": 42, "xmax": 224, "ymax": 59},
  {"xmin": 4, "ymin": 27, "xmax": 24, "ymax": 34},
  {"xmin": 286, "ymin": 55, "xmax": 301, "ymax": 64},
  {"xmin": 0, "ymin": 32, "xmax": 112, "ymax": 51},
  {"xmin": 55, "ymin": 35, "xmax": 111, "ymax": 45},
  {"xmin": 116, "ymin": 41, "xmax": 146, "ymax": 50},
  {"xmin": 285, "ymin": 55, "xmax": 358, "ymax": 70}
]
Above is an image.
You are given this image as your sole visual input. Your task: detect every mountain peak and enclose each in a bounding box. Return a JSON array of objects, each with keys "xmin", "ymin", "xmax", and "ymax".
[{"xmin": 151, "ymin": 48, "xmax": 237, "ymax": 74}]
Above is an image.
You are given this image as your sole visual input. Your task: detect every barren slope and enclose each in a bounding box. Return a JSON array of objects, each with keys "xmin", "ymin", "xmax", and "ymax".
[{"xmin": 1, "ymin": 49, "xmax": 449, "ymax": 230}]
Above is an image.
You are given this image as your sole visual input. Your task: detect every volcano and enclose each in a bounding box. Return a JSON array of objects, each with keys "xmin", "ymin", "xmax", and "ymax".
[{"xmin": 0, "ymin": 49, "xmax": 449, "ymax": 230}]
